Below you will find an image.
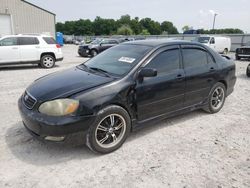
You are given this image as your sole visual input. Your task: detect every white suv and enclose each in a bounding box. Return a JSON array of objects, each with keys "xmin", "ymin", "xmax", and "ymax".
[{"xmin": 0, "ymin": 34, "xmax": 63, "ymax": 68}]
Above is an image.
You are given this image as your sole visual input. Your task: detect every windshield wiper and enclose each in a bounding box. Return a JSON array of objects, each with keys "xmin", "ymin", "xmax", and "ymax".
[{"xmin": 89, "ymin": 67, "xmax": 111, "ymax": 77}]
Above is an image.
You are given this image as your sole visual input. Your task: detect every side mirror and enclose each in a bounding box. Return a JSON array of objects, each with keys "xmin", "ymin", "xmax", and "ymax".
[{"xmin": 138, "ymin": 68, "xmax": 157, "ymax": 78}]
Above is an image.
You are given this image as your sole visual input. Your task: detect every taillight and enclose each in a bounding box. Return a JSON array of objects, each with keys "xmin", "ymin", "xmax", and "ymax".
[{"xmin": 56, "ymin": 44, "xmax": 61, "ymax": 48}]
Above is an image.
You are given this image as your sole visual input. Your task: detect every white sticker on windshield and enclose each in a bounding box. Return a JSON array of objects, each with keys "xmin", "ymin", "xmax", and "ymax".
[{"xmin": 118, "ymin": 57, "xmax": 136, "ymax": 64}]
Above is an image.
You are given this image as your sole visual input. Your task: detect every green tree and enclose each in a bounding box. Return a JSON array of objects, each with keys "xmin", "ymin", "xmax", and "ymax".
[
  {"xmin": 161, "ymin": 21, "xmax": 179, "ymax": 34},
  {"xmin": 140, "ymin": 29, "xmax": 150, "ymax": 35},
  {"xmin": 117, "ymin": 25, "xmax": 133, "ymax": 35},
  {"xmin": 182, "ymin": 25, "xmax": 191, "ymax": 32}
]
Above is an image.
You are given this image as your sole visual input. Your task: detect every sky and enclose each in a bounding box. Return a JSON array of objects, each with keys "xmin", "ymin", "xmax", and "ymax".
[{"xmin": 27, "ymin": 0, "xmax": 250, "ymax": 33}]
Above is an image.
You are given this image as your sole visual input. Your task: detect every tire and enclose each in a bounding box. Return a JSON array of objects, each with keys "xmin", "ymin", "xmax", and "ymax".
[
  {"xmin": 203, "ymin": 82, "xmax": 226, "ymax": 114},
  {"xmin": 247, "ymin": 64, "xmax": 250, "ymax": 77},
  {"xmin": 223, "ymin": 48, "xmax": 228, "ymax": 55},
  {"xmin": 235, "ymin": 55, "xmax": 240, "ymax": 60},
  {"xmin": 86, "ymin": 105, "xmax": 131, "ymax": 154},
  {"xmin": 90, "ymin": 49, "xmax": 98, "ymax": 57},
  {"xmin": 40, "ymin": 55, "xmax": 55, "ymax": 68}
]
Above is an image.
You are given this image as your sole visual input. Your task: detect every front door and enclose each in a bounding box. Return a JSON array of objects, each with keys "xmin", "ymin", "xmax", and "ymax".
[
  {"xmin": 0, "ymin": 37, "xmax": 19, "ymax": 64},
  {"xmin": 136, "ymin": 46, "xmax": 185, "ymax": 121}
]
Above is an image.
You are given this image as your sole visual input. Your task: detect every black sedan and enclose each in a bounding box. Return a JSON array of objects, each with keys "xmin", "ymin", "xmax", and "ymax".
[
  {"xmin": 78, "ymin": 38, "xmax": 120, "ymax": 57},
  {"xmin": 235, "ymin": 41, "xmax": 250, "ymax": 60},
  {"xmin": 18, "ymin": 40, "xmax": 236, "ymax": 153}
]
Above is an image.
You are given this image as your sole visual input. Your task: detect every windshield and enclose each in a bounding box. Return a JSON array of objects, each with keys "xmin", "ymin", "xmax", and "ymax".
[
  {"xmin": 197, "ymin": 37, "xmax": 210, "ymax": 44},
  {"xmin": 90, "ymin": 39, "xmax": 103, "ymax": 44},
  {"xmin": 83, "ymin": 44, "xmax": 152, "ymax": 76}
]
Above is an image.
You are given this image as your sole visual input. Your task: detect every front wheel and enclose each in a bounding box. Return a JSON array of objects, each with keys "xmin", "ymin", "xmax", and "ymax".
[
  {"xmin": 203, "ymin": 82, "xmax": 226, "ymax": 114},
  {"xmin": 90, "ymin": 49, "xmax": 98, "ymax": 57},
  {"xmin": 86, "ymin": 105, "xmax": 131, "ymax": 154}
]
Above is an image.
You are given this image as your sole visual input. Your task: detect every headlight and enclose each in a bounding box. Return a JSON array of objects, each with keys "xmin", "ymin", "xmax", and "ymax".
[{"xmin": 39, "ymin": 99, "xmax": 79, "ymax": 116}]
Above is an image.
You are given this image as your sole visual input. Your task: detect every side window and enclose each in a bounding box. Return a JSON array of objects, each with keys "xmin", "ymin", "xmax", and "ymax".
[
  {"xmin": 207, "ymin": 53, "xmax": 215, "ymax": 64},
  {"xmin": 0, "ymin": 37, "xmax": 18, "ymax": 46},
  {"xmin": 182, "ymin": 48, "xmax": 207, "ymax": 68},
  {"xmin": 43, "ymin": 37, "xmax": 56, "ymax": 44},
  {"xmin": 19, "ymin": 37, "xmax": 39, "ymax": 45},
  {"xmin": 109, "ymin": 40, "xmax": 118, "ymax": 44},
  {"xmin": 146, "ymin": 49, "xmax": 180, "ymax": 75}
]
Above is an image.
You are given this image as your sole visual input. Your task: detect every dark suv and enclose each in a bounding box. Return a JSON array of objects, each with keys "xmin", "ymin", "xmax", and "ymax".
[{"xmin": 78, "ymin": 38, "xmax": 120, "ymax": 57}]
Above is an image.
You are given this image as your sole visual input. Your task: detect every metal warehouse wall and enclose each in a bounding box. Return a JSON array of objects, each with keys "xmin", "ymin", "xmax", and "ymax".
[{"xmin": 0, "ymin": 0, "xmax": 55, "ymax": 37}]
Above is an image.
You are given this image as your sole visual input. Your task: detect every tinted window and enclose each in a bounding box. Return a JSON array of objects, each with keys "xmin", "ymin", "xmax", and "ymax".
[
  {"xmin": 207, "ymin": 53, "xmax": 215, "ymax": 64},
  {"xmin": 84, "ymin": 44, "xmax": 152, "ymax": 76},
  {"xmin": 146, "ymin": 49, "xmax": 180, "ymax": 75},
  {"xmin": 43, "ymin": 37, "xmax": 57, "ymax": 44},
  {"xmin": 19, "ymin": 37, "xmax": 39, "ymax": 45},
  {"xmin": 182, "ymin": 48, "xmax": 207, "ymax": 68},
  {"xmin": 0, "ymin": 37, "xmax": 18, "ymax": 46},
  {"xmin": 108, "ymin": 40, "xmax": 119, "ymax": 44}
]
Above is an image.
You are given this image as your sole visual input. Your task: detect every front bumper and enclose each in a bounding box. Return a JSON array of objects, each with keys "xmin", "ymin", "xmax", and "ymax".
[
  {"xmin": 78, "ymin": 48, "xmax": 90, "ymax": 57},
  {"xmin": 18, "ymin": 97, "xmax": 95, "ymax": 139}
]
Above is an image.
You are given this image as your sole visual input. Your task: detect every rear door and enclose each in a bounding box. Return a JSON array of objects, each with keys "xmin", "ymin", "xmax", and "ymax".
[
  {"xmin": 181, "ymin": 45, "xmax": 218, "ymax": 107},
  {"xmin": 0, "ymin": 37, "xmax": 19, "ymax": 63},
  {"xmin": 100, "ymin": 39, "xmax": 118, "ymax": 52},
  {"xmin": 19, "ymin": 37, "xmax": 40, "ymax": 62},
  {"xmin": 136, "ymin": 46, "xmax": 185, "ymax": 121}
]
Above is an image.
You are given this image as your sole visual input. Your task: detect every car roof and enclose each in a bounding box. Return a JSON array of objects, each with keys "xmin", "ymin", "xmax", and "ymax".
[
  {"xmin": 1, "ymin": 34, "xmax": 51, "ymax": 38},
  {"xmin": 123, "ymin": 39, "xmax": 197, "ymax": 47}
]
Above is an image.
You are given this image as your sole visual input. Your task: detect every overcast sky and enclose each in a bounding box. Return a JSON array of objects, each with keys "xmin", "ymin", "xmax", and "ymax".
[{"xmin": 28, "ymin": 0, "xmax": 250, "ymax": 33}]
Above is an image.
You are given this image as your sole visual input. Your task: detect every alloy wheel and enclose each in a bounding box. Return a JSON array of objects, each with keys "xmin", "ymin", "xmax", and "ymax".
[
  {"xmin": 210, "ymin": 87, "xmax": 225, "ymax": 110},
  {"xmin": 95, "ymin": 114, "xmax": 126, "ymax": 149}
]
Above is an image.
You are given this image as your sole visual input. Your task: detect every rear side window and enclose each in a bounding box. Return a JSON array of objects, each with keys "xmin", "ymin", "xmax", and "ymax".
[
  {"xmin": 19, "ymin": 37, "xmax": 39, "ymax": 45},
  {"xmin": 182, "ymin": 48, "xmax": 207, "ymax": 68},
  {"xmin": 0, "ymin": 37, "xmax": 18, "ymax": 46},
  {"xmin": 146, "ymin": 49, "xmax": 180, "ymax": 75},
  {"xmin": 43, "ymin": 37, "xmax": 57, "ymax": 44}
]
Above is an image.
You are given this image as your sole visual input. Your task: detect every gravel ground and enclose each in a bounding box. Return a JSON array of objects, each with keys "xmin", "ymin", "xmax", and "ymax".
[{"xmin": 0, "ymin": 45, "xmax": 249, "ymax": 188}]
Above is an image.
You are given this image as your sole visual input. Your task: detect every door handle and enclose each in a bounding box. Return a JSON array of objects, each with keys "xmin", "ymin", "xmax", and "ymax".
[
  {"xmin": 209, "ymin": 67, "xmax": 216, "ymax": 72},
  {"xmin": 35, "ymin": 46, "xmax": 40, "ymax": 49},
  {"xmin": 176, "ymin": 74, "xmax": 184, "ymax": 80},
  {"xmin": 12, "ymin": 47, "xmax": 18, "ymax": 50}
]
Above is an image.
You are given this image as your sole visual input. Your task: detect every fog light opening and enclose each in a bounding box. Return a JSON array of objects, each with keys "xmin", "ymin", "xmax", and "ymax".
[{"xmin": 45, "ymin": 136, "xmax": 65, "ymax": 142}]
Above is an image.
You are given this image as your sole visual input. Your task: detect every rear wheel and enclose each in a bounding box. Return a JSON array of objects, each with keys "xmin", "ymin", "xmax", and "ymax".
[
  {"xmin": 40, "ymin": 55, "xmax": 55, "ymax": 68},
  {"xmin": 247, "ymin": 64, "xmax": 250, "ymax": 77},
  {"xmin": 203, "ymin": 82, "xmax": 226, "ymax": 114},
  {"xmin": 86, "ymin": 105, "xmax": 131, "ymax": 154},
  {"xmin": 223, "ymin": 48, "xmax": 228, "ymax": 55}
]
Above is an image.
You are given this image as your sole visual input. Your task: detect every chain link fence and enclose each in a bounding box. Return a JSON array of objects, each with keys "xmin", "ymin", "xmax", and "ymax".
[{"xmin": 64, "ymin": 34, "xmax": 250, "ymax": 51}]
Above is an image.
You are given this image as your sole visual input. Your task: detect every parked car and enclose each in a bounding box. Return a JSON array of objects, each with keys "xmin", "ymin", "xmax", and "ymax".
[
  {"xmin": 247, "ymin": 64, "xmax": 250, "ymax": 77},
  {"xmin": 0, "ymin": 34, "xmax": 63, "ymax": 68},
  {"xmin": 183, "ymin": 29, "xmax": 201, "ymax": 34},
  {"xmin": 18, "ymin": 40, "xmax": 236, "ymax": 153},
  {"xmin": 78, "ymin": 38, "xmax": 120, "ymax": 57},
  {"xmin": 235, "ymin": 41, "xmax": 250, "ymax": 60},
  {"xmin": 196, "ymin": 36, "xmax": 231, "ymax": 54}
]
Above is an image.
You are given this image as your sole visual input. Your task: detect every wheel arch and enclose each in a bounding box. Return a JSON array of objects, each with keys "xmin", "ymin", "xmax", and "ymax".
[{"xmin": 40, "ymin": 52, "xmax": 56, "ymax": 60}]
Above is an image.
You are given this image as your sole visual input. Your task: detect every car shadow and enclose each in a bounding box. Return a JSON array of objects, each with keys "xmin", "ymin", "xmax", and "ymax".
[
  {"xmin": 5, "ymin": 121, "xmax": 97, "ymax": 166},
  {"xmin": 127, "ymin": 110, "xmax": 207, "ymax": 142},
  {"xmin": 237, "ymin": 73, "xmax": 250, "ymax": 80},
  {"xmin": 0, "ymin": 65, "xmax": 60, "ymax": 71},
  {"xmin": 5, "ymin": 110, "xmax": 207, "ymax": 166}
]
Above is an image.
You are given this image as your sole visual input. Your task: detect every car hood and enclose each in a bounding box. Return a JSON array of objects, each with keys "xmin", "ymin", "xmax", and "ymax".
[{"xmin": 27, "ymin": 67, "xmax": 115, "ymax": 102}]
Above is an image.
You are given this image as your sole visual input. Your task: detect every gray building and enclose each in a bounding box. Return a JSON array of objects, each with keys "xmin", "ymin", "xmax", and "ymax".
[{"xmin": 0, "ymin": 0, "xmax": 56, "ymax": 38}]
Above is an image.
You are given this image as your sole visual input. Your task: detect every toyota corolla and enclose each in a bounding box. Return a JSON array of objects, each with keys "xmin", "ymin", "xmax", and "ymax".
[{"xmin": 18, "ymin": 40, "xmax": 236, "ymax": 153}]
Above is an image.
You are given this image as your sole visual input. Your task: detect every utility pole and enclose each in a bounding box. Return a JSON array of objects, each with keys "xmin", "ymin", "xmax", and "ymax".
[{"xmin": 212, "ymin": 13, "xmax": 218, "ymax": 30}]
